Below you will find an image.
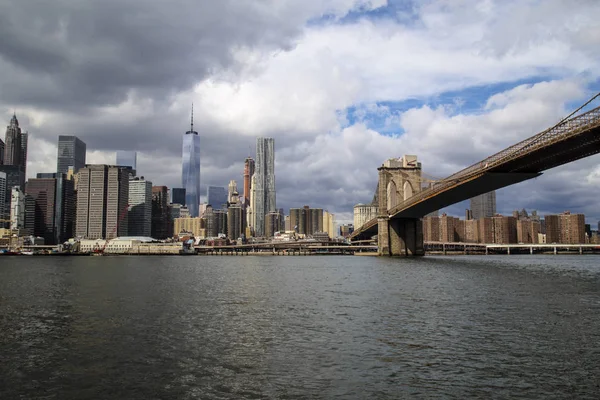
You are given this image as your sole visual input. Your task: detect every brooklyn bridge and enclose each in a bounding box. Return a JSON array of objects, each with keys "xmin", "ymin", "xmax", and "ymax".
[{"xmin": 350, "ymin": 94, "xmax": 600, "ymax": 256}]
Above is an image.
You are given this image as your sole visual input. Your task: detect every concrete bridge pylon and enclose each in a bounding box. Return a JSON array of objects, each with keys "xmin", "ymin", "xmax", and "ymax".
[{"xmin": 377, "ymin": 155, "xmax": 425, "ymax": 256}]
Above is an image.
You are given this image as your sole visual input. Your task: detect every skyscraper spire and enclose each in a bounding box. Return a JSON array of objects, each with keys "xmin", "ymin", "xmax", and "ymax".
[
  {"xmin": 190, "ymin": 103, "xmax": 194, "ymax": 133},
  {"xmin": 185, "ymin": 103, "xmax": 197, "ymax": 135},
  {"xmin": 10, "ymin": 112, "xmax": 18, "ymax": 127}
]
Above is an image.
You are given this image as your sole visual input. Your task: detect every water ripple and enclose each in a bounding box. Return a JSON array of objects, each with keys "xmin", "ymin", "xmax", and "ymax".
[{"xmin": 0, "ymin": 255, "xmax": 599, "ymax": 398}]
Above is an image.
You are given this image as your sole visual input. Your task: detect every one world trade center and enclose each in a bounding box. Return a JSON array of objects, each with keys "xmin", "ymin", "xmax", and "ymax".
[{"xmin": 182, "ymin": 105, "xmax": 201, "ymax": 217}]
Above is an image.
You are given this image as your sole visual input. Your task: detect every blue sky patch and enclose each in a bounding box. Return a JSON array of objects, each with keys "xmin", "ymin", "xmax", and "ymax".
[
  {"xmin": 342, "ymin": 75, "xmax": 568, "ymax": 135},
  {"xmin": 308, "ymin": 0, "xmax": 420, "ymax": 27}
]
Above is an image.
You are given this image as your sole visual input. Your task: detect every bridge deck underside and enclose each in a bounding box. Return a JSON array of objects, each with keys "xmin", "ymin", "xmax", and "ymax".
[
  {"xmin": 496, "ymin": 125, "xmax": 600, "ymax": 173},
  {"xmin": 393, "ymin": 172, "xmax": 541, "ymax": 218},
  {"xmin": 393, "ymin": 124, "xmax": 600, "ymax": 219}
]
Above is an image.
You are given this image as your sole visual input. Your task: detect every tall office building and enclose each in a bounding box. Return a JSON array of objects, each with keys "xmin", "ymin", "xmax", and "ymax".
[
  {"xmin": 323, "ymin": 211, "xmax": 336, "ymax": 239},
  {"xmin": 289, "ymin": 206, "xmax": 323, "ymax": 236},
  {"xmin": 172, "ymin": 187, "xmax": 186, "ymax": 205},
  {"xmin": 10, "ymin": 187, "xmax": 27, "ymax": 232},
  {"xmin": 243, "ymin": 157, "xmax": 255, "ymax": 206},
  {"xmin": 228, "ymin": 180, "xmax": 238, "ymax": 203},
  {"xmin": 57, "ymin": 135, "xmax": 87, "ymax": 174},
  {"xmin": 151, "ymin": 186, "xmax": 171, "ymax": 239},
  {"xmin": 0, "ymin": 172, "xmax": 5, "ymax": 219},
  {"xmin": 25, "ymin": 175, "xmax": 75, "ymax": 244},
  {"xmin": 353, "ymin": 203, "xmax": 378, "ymax": 230},
  {"xmin": 0, "ymin": 165, "xmax": 25, "ymax": 214},
  {"xmin": 182, "ymin": 105, "xmax": 201, "ymax": 217},
  {"xmin": 116, "ymin": 150, "xmax": 137, "ymax": 170},
  {"xmin": 25, "ymin": 178, "xmax": 57, "ymax": 244},
  {"xmin": 20, "ymin": 131, "xmax": 28, "ymax": 177},
  {"xmin": 253, "ymin": 137, "xmax": 276, "ymax": 236},
  {"xmin": 3, "ymin": 115, "xmax": 27, "ymax": 182},
  {"xmin": 198, "ymin": 203, "xmax": 208, "ymax": 217},
  {"xmin": 311, "ymin": 208, "xmax": 324, "ymax": 234},
  {"xmin": 36, "ymin": 173, "xmax": 76, "ymax": 243},
  {"xmin": 227, "ymin": 204, "xmax": 242, "ymax": 241},
  {"xmin": 4, "ymin": 113, "xmax": 22, "ymax": 167},
  {"xmin": 247, "ymin": 174, "xmax": 257, "ymax": 234},
  {"xmin": 0, "ymin": 138, "xmax": 4, "ymax": 165},
  {"xmin": 226, "ymin": 191, "xmax": 242, "ymax": 241},
  {"xmin": 215, "ymin": 209, "xmax": 227, "ymax": 236},
  {"xmin": 203, "ymin": 206, "xmax": 227, "ymax": 237},
  {"xmin": 128, "ymin": 177, "xmax": 152, "ymax": 237},
  {"xmin": 265, "ymin": 211, "xmax": 284, "ymax": 238},
  {"xmin": 75, "ymin": 165, "xmax": 129, "ymax": 239},
  {"xmin": 207, "ymin": 186, "xmax": 228, "ymax": 209},
  {"xmin": 470, "ymin": 191, "xmax": 496, "ymax": 220}
]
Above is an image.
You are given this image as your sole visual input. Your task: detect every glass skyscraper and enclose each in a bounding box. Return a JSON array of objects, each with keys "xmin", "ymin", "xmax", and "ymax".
[
  {"xmin": 207, "ymin": 186, "xmax": 228, "ymax": 210},
  {"xmin": 470, "ymin": 191, "xmax": 496, "ymax": 220},
  {"xmin": 253, "ymin": 137, "xmax": 276, "ymax": 236},
  {"xmin": 172, "ymin": 187, "xmax": 186, "ymax": 205},
  {"xmin": 182, "ymin": 107, "xmax": 201, "ymax": 217},
  {"xmin": 57, "ymin": 135, "xmax": 86, "ymax": 174}
]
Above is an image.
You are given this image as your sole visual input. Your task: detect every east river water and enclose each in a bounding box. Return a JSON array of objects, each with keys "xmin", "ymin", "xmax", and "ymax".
[{"xmin": 0, "ymin": 255, "xmax": 598, "ymax": 399}]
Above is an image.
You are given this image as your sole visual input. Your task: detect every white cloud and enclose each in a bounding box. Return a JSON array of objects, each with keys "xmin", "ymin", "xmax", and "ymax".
[
  {"xmin": 195, "ymin": 0, "xmax": 600, "ymax": 143},
  {"xmin": 397, "ymin": 79, "xmax": 588, "ymax": 176}
]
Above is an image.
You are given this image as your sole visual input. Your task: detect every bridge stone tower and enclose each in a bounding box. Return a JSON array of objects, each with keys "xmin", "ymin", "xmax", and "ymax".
[{"xmin": 377, "ymin": 155, "xmax": 424, "ymax": 256}]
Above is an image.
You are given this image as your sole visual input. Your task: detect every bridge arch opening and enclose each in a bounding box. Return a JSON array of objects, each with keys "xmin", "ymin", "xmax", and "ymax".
[
  {"xmin": 403, "ymin": 181, "xmax": 414, "ymax": 201},
  {"xmin": 387, "ymin": 181, "xmax": 398, "ymax": 210}
]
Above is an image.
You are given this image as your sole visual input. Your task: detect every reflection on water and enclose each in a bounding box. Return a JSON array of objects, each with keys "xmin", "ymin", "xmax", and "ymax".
[{"xmin": 0, "ymin": 255, "xmax": 599, "ymax": 399}]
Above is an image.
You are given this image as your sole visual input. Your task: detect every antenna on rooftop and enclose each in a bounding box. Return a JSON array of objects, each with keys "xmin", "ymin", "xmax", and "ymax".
[{"xmin": 190, "ymin": 103, "xmax": 194, "ymax": 132}]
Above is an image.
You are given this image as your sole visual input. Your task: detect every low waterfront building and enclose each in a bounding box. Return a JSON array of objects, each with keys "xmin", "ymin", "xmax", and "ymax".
[
  {"xmin": 516, "ymin": 219, "xmax": 540, "ymax": 244},
  {"xmin": 312, "ymin": 231, "xmax": 330, "ymax": 242},
  {"xmin": 439, "ymin": 214, "xmax": 459, "ymax": 242},
  {"xmin": 465, "ymin": 219, "xmax": 479, "ymax": 243},
  {"xmin": 491, "ymin": 215, "xmax": 517, "ymax": 244},
  {"xmin": 423, "ymin": 216, "xmax": 439, "ymax": 241},
  {"xmin": 339, "ymin": 224, "xmax": 354, "ymax": 238},
  {"xmin": 173, "ymin": 217, "xmax": 205, "ymax": 238},
  {"xmin": 79, "ymin": 237, "xmax": 180, "ymax": 254},
  {"xmin": 272, "ymin": 231, "xmax": 297, "ymax": 241},
  {"xmin": 544, "ymin": 212, "xmax": 585, "ymax": 244}
]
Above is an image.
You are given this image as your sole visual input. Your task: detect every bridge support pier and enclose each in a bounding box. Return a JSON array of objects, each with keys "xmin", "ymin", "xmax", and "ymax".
[{"xmin": 378, "ymin": 216, "xmax": 424, "ymax": 256}]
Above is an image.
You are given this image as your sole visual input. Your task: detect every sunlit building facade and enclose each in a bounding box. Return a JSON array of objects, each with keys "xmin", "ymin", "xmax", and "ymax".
[
  {"xmin": 182, "ymin": 107, "xmax": 200, "ymax": 217},
  {"xmin": 253, "ymin": 137, "xmax": 276, "ymax": 236}
]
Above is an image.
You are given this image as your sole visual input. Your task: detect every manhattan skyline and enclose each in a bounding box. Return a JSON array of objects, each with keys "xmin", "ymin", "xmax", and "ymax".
[{"xmin": 2, "ymin": 1, "xmax": 600, "ymax": 224}]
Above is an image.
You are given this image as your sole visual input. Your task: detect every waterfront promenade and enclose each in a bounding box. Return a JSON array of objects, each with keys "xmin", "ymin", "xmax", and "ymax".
[{"xmin": 2, "ymin": 241, "xmax": 600, "ymax": 256}]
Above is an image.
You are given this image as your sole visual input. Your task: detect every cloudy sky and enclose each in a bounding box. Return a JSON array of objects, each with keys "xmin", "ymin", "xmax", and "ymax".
[{"xmin": 2, "ymin": 0, "xmax": 600, "ymax": 225}]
